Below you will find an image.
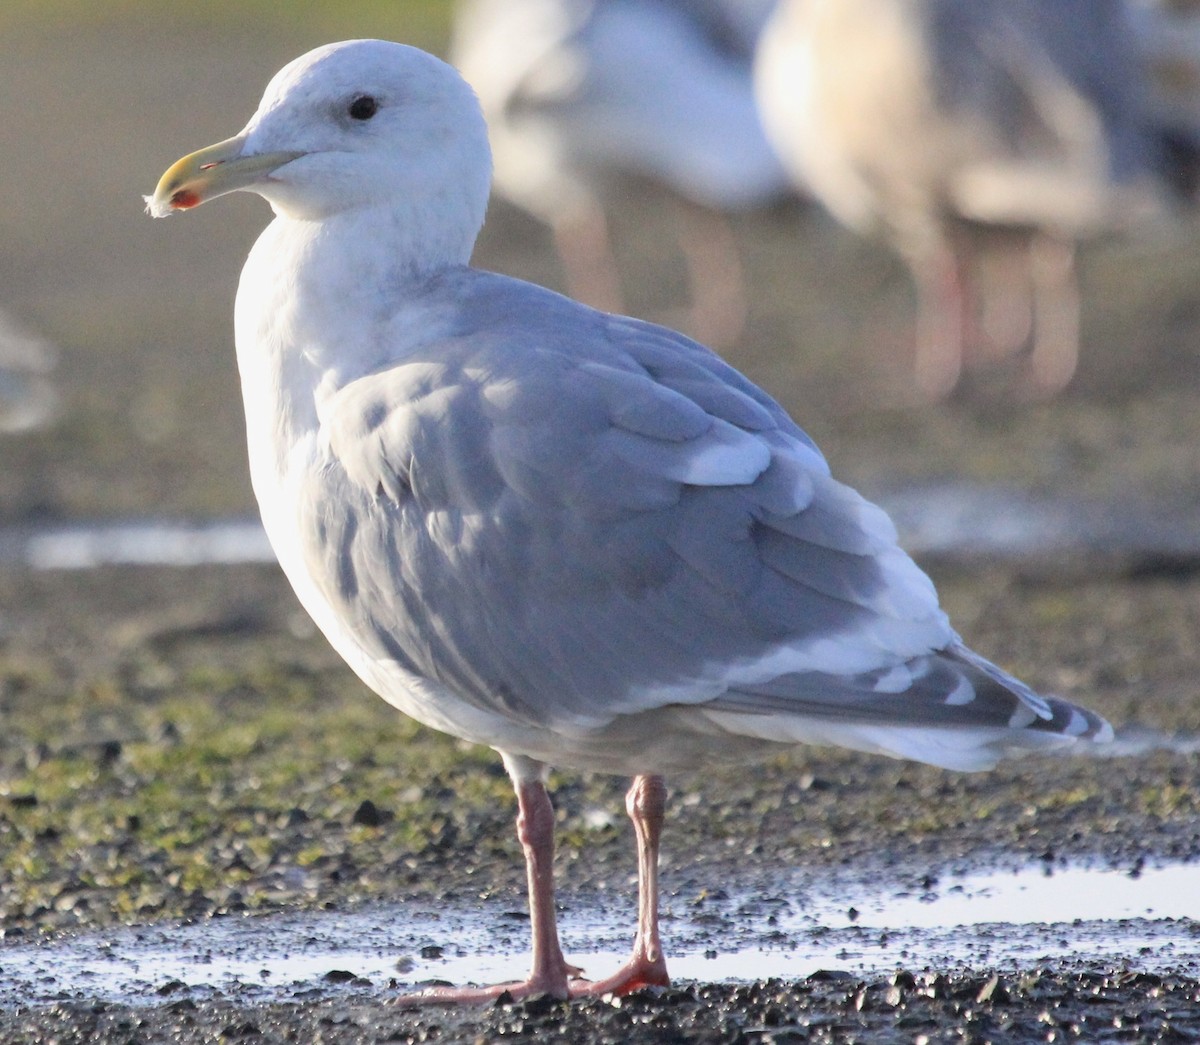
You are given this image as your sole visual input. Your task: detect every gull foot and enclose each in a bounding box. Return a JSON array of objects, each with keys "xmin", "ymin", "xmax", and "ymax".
[
  {"xmin": 393, "ymin": 957, "xmax": 668, "ymax": 1006},
  {"xmin": 568, "ymin": 956, "xmax": 671, "ymax": 998}
]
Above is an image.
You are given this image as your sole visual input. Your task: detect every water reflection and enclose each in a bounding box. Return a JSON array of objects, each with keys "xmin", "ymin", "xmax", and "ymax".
[
  {"xmin": 5, "ymin": 518, "xmax": 273, "ymax": 570},
  {"xmin": 1, "ymin": 861, "xmax": 1196, "ymax": 1004},
  {"xmin": 4, "ymin": 483, "xmax": 1198, "ymax": 571}
]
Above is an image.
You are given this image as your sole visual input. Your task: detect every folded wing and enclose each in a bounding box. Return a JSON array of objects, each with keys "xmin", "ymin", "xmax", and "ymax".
[{"xmin": 313, "ymin": 273, "xmax": 1108, "ymax": 768}]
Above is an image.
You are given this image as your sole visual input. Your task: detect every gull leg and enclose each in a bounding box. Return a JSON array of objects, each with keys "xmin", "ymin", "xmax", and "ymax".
[
  {"xmin": 516, "ymin": 776, "xmax": 581, "ymax": 992},
  {"xmin": 572, "ymin": 774, "xmax": 671, "ymax": 996},
  {"xmin": 396, "ymin": 772, "xmax": 575, "ymax": 1005},
  {"xmin": 1025, "ymin": 234, "xmax": 1079, "ymax": 396},
  {"xmin": 552, "ymin": 200, "xmax": 625, "ymax": 316},
  {"xmin": 671, "ymin": 200, "xmax": 748, "ymax": 349},
  {"xmin": 976, "ymin": 233, "xmax": 1035, "ymax": 358},
  {"xmin": 911, "ymin": 241, "xmax": 969, "ymax": 400}
]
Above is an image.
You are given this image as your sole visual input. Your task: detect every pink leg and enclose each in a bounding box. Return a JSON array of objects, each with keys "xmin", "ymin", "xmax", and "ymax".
[
  {"xmin": 911, "ymin": 241, "xmax": 970, "ymax": 400},
  {"xmin": 975, "ymin": 234, "xmax": 1035, "ymax": 358},
  {"xmin": 395, "ymin": 776, "xmax": 575, "ymax": 1005},
  {"xmin": 1025, "ymin": 234, "xmax": 1079, "ymax": 396},
  {"xmin": 671, "ymin": 201, "xmax": 748, "ymax": 349},
  {"xmin": 571, "ymin": 774, "xmax": 671, "ymax": 996},
  {"xmin": 553, "ymin": 202, "xmax": 625, "ymax": 316}
]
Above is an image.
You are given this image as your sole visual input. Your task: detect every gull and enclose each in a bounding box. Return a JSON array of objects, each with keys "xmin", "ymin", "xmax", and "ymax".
[
  {"xmin": 0, "ymin": 310, "xmax": 58, "ymax": 435},
  {"xmin": 147, "ymin": 39, "xmax": 1112, "ymax": 1003},
  {"xmin": 1126, "ymin": 0, "xmax": 1200, "ymax": 196},
  {"xmin": 756, "ymin": 0, "xmax": 1175, "ymax": 398},
  {"xmin": 451, "ymin": 0, "xmax": 791, "ymax": 346}
]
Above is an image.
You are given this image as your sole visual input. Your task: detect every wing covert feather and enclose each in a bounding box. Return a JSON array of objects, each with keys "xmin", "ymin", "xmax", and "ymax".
[{"xmin": 310, "ymin": 274, "xmax": 951, "ymax": 732}]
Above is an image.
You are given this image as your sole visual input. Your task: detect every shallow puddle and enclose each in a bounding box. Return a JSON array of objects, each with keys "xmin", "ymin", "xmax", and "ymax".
[
  {"xmin": 1, "ymin": 861, "xmax": 1196, "ymax": 1005},
  {"xmin": 0, "ymin": 518, "xmax": 273, "ymax": 571},
  {"xmin": 3, "ymin": 482, "xmax": 1199, "ymax": 571}
]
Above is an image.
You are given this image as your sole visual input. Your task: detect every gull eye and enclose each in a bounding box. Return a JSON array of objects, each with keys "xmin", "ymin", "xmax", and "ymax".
[{"xmin": 348, "ymin": 95, "xmax": 378, "ymax": 120}]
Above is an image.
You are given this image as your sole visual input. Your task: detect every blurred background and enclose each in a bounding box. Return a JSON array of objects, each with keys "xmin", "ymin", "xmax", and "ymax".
[
  {"xmin": 3, "ymin": 0, "xmax": 1199, "ymax": 539},
  {"xmin": 0, "ymin": 0, "xmax": 1199, "ymax": 949}
]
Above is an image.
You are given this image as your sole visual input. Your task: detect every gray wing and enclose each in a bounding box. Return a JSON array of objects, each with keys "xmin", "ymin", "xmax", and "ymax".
[{"xmin": 312, "ymin": 272, "xmax": 1101, "ymax": 765}]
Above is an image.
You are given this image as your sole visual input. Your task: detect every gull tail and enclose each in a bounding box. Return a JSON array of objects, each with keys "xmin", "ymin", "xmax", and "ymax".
[{"xmin": 701, "ymin": 642, "xmax": 1113, "ymax": 772}]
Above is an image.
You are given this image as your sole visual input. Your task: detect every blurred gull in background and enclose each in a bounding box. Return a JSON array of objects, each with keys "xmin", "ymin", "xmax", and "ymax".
[
  {"xmin": 0, "ymin": 310, "xmax": 59, "ymax": 435},
  {"xmin": 756, "ymin": 0, "xmax": 1188, "ymax": 399},
  {"xmin": 452, "ymin": 0, "xmax": 791, "ymax": 346},
  {"xmin": 1126, "ymin": 0, "xmax": 1200, "ymax": 194}
]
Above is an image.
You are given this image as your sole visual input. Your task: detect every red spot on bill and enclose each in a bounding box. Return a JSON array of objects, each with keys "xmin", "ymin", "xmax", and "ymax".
[{"xmin": 170, "ymin": 189, "xmax": 202, "ymax": 210}]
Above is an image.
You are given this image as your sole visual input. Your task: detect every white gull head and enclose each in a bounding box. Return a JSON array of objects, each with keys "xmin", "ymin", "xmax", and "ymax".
[{"xmin": 146, "ymin": 40, "xmax": 493, "ymax": 268}]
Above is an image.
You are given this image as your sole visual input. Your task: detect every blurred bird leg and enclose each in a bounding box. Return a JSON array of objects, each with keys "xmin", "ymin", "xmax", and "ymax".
[
  {"xmin": 977, "ymin": 235, "xmax": 1036, "ymax": 357},
  {"xmin": 553, "ymin": 193, "xmax": 751, "ymax": 348},
  {"xmin": 912, "ymin": 241, "xmax": 971, "ymax": 399},
  {"xmin": 1027, "ymin": 234, "xmax": 1080, "ymax": 395},
  {"xmin": 756, "ymin": 0, "xmax": 1163, "ymax": 400},
  {"xmin": 551, "ymin": 199, "xmax": 626, "ymax": 316},
  {"xmin": 671, "ymin": 200, "xmax": 749, "ymax": 349}
]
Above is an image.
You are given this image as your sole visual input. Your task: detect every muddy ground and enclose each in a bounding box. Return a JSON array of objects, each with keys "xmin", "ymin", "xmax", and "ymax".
[{"xmin": 2, "ymin": 5, "xmax": 1200, "ymax": 1043}]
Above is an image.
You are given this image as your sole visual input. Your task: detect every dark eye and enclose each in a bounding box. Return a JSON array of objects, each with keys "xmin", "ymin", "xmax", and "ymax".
[{"xmin": 348, "ymin": 95, "xmax": 378, "ymax": 120}]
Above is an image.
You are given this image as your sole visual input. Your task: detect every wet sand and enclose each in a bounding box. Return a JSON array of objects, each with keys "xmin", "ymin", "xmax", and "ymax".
[{"xmin": 1, "ymin": 6, "xmax": 1200, "ymax": 1042}]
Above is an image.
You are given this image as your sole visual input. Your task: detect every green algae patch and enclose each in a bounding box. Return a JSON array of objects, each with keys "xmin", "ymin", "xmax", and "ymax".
[
  {"xmin": 0, "ymin": 605, "xmax": 521, "ymax": 932},
  {"xmin": 2, "ymin": 562, "xmax": 1200, "ymax": 938}
]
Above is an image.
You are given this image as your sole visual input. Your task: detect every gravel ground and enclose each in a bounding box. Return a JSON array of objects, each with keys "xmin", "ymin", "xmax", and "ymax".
[
  {"xmin": 1, "ymin": 551, "xmax": 1199, "ymax": 1042},
  {"xmin": 2, "ymin": 6, "xmax": 1200, "ymax": 1042},
  {"xmin": 4, "ymin": 969, "xmax": 1200, "ymax": 1045}
]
